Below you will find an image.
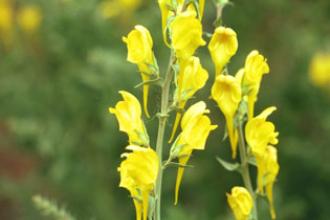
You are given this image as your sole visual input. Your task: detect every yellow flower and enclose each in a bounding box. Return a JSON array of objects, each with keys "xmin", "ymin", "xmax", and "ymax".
[
  {"xmin": 0, "ymin": 0, "xmax": 13, "ymax": 47},
  {"xmin": 17, "ymin": 6, "xmax": 42, "ymax": 34},
  {"xmin": 208, "ymin": 27, "xmax": 238, "ymax": 77},
  {"xmin": 170, "ymin": 11, "xmax": 206, "ymax": 59},
  {"xmin": 211, "ymin": 74, "xmax": 241, "ymax": 158},
  {"xmin": 245, "ymin": 107, "xmax": 279, "ymax": 157},
  {"xmin": 169, "ymin": 56, "xmax": 209, "ymax": 142},
  {"xmin": 158, "ymin": 0, "xmax": 205, "ymax": 45},
  {"xmin": 227, "ymin": 186, "xmax": 253, "ymax": 220},
  {"xmin": 243, "ymin": 50, "xmax": 270, "ymax": 120},
  {"xmin": 309, "ymin": 52, "xmax": 330, "ymax": 87},
  {"xmin": 171, "ymin": 101, "xmax": 217, "ymax": 204},
  {"xmin": 109, "ymin": 91, "xmax": 149, "ymax": 146},
  {"xmin": 123, "ymin": 25, "xmax": 157, "ymax": 117},
  {"xmin": 99, "ymin": 0, "xmax": 141, "ymax": 19},
  {"xmin": 118, "ymin": 145, "xmax": 159, "ymax": 220},
  {"xmin": 255, "ymin": 145, "xmax": 279, "ymax": 219}
]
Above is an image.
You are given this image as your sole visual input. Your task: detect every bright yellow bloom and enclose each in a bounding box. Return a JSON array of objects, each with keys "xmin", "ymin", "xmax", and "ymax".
[
  {"xmin": 243, "ymin": 50, "xmax": 270, "ymax": 120},
  {"xmin": 245, "ymin": 106, "xmax": 279, "ymax": 157},
  {"xmin": 170, "ymin": 11, "xmax": 206, "ymax": 59},
  {"xmin": 99, "ymin": 0, "xmax": 141, "ymax": 19},
  {"xmin": 255, "ymin": 145, "xmax": 279, "ymax": 219},
  {"xmin": 0, "ymin": 0, "xmax": 13, "ymax": 47},
  {"xmin": 309, "ymin": 52, "xmax": 330, "ymax": 87},
  {"xmin": 169, "ymin": 56, "xmax": 209, "ymax": 142},
  {"xmin": 109, "ymin": 91, "xmax": 149, "ymax": 146},
  {"xmin": 208, "ymin": 27, "xmax": 238, "ymax": 77},
  {"xmin": 123, "ymin": 25, "xmax": 157, "ymax": 117},
  {"xmin": 246, "ymin": 108, "xmax": 279, "ymax": 219},
  {"xmin": 171, "ymin": 101, "xmax": 217, "ymax": 204},
  {"xmin": 118, "ymin": 145, "xmax": 159, "ymax": 220},
  {"xmin": 17, "ymin": 6, "xmax": 42, "ymax": 34},
  {"xmin": 211, "ymin": 74, "xmax": 241, "ymax": 158},
  {"xmin": 158, "ymin": 0, "xmax": 205, "ymax": 45},
  {"xmin": 227, "ymin": 186, "xmax": 253, "ymax": 220}
]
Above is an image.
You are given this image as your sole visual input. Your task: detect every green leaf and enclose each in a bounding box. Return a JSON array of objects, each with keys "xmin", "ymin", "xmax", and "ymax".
[{"xmin": 216, "ymin": 157, "xmax": 241, "ymax": 172}]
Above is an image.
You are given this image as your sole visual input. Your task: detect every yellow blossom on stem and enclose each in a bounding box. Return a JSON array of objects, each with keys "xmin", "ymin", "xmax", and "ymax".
[
  {"xmin": 0, "ymin": 0, "xmax": 13, "ymax": 47},
  {"xmin": 245, "ymin": 106, "xmax": 279, "ymax": 157},
  {"xmin": 211, "ymin": 74, "xmax": 241, "ymax": 158},
  {"xmin": 245, "ymin": 107, "xmax": 279, "ymax": 219},
  {"xmin": 158, "ymin": 0, "xmax": 205, "ymax": 45},
  {"xmin": 243, "ymin": 50, "xmax": 270, "ymax": 120},
  {"xmin": 309, "ymin": 52, "xmax": 330, "ymax": 88},
  {"xmin": 169, "ymin": 56, "xmax": 209, "ymax": 142},
  {"xmin": 171, "ymin": 101, "xmax": 217, "ymax": 204},
  {"xmin": 227, "ymin": 186, "xmax": 253, "ymax": 220},
  {"xmin": 109, "ymin": 91, "xmax": 149, "ymax": 146},
  {"xmin": 118, "ymin": 145, "xmax": 159, "ymax": 220},
  {"xmin": 17, "ymin": 5, "xmax": 42, "ymax": 34},
  {"xmin": 208, "ymin": 26, "xmax": 238, "ymax": 77},
  {"xmin": 170, "ymin": 11, "xmax": 206, "ymax": 59},
  {"xmin": 123, "ymin": 25, "xmax": 158, "ymax": 117},
  {"xmin": 255, "ymin": 145, "xmax": 279, "ymax": 219}
]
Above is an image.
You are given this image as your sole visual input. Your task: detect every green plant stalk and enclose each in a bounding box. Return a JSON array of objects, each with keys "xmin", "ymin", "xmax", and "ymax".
[
  {"xmin": 154, "ymin": 50, "xmax": 175, "ymax": 220},
  {"xmin": 238, "ymin": 122, "xmax": 258, "ymax": 220}
]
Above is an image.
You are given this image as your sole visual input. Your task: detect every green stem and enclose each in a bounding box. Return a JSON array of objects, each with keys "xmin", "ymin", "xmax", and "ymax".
[
  {"xmin": 154, "ymin": 50, "xmax": 175, "ymax": 220},
  {"xmin": 238, "ymin": 122, "xmax": 258, "ymax": 220}
]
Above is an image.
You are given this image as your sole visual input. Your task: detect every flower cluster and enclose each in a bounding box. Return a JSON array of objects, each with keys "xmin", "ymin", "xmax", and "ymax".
[
  {"xmin": 110, "ymin": 1, "xmax": 218, "ymax": 219},
  {"xmin": 110, "ymin": 1, "xmax": 280, "ymax": 219},
  {"xmin": 110, "ymin": 91, "xmax": 159, "ymax": 220},
  {"xmin": 208, "ymin": 23, "xmax": 279, "ymax": 219}
]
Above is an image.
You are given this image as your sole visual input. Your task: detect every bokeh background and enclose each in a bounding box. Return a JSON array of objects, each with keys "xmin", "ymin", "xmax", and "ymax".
[{"xmin": 0, "ymin": 0, "xmax": 330, "ymax": 219}]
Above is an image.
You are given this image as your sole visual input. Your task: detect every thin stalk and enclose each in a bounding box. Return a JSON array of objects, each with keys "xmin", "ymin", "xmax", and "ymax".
[
  {"xmin": 154, "ymin": 50, "xmax": 175, "ymax": 220},
  {"xmin": 238, "ymin": 122, "xmax": 258, "ymax": 220}
]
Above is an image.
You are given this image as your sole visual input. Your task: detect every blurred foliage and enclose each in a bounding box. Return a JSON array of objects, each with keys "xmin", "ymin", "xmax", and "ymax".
[{"xmin": 0, "ymin": 0, "xmax": 329, "ymax": 219}]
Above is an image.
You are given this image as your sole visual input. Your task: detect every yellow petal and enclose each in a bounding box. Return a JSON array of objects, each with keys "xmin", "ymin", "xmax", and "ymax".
[
  {"xmin": 245, "ymin": 108, "xmax": 278, "ymax": 157},
  {"xmin": 174, "ymin": 152, "xmax": 191, "ymax": 205},
  {"xmin": 199, "ymin": 0, "xmax": 205, "ymax": 19},
  {"xmin": 266, "ymin": 183, "xmax": 276, "ymax": 219},
  {"xmin": 142, "ymin": 190, "xmax": 149, "ymax": 220},
  {"xmin": 225, "ymin": 115, "xmax": 238, "ymax": 159},
  {"xmin": 243, "ymin": 50, "xmax": 270, "ymax": 119},
  {"xmin": 170, "ymin": 57, "xmax": 209, "ymax": 142},
  {"xmin": 208, "ymin": 27, "xmax": 238, "ymax": 77},
  {"xmin": 118, "ymin": 146, "xmax": 159, "ymax": 220},
  {"xmin": 141, "ymin": 73, "xmax": 151, "ymax": 118},
  {"xmin": 133, "ymin": 195, "xmax": 142, "ymax": 220},
  {"xmin": 211, "ymin": 74, "xmax": 241, "ymax": 157},
  {"xmin": 109, "ymin": 91, "xmax": 149, "ymax": 146},
  {"xmin": 123, "ymin": 25, "xmax": 154, "ymax": 65},
  {"xmin": 171, "ymin": 12, "xmax": 206, "ymax": 59},
  {"xmin": 227, "ymin": 187, "xmax": 253, "ymax": 220}
]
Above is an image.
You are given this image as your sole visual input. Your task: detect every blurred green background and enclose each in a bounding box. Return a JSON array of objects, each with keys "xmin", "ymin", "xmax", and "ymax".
[{"xmin": 0, "ymin": 0, "xmax": 330, "ymax": 219}]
